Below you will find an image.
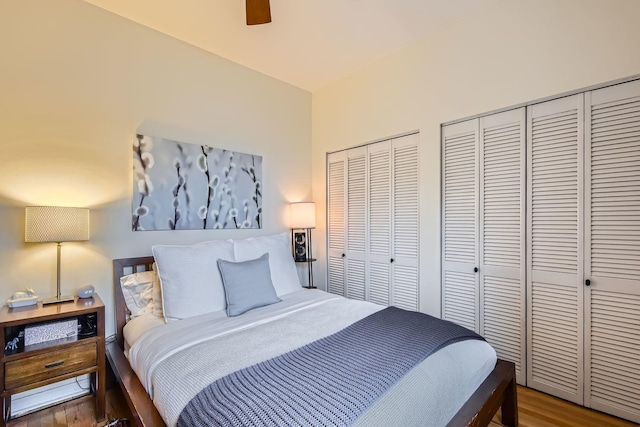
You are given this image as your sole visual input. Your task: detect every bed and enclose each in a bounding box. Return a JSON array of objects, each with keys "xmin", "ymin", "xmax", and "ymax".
[{"xmin": 107, "ymin": 241, "xmax": 517, "ymax": 427}]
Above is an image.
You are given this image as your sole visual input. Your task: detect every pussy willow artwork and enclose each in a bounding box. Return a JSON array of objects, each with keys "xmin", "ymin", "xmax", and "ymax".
[{"xmin": 132, "ymin": 134, "xmax": 262, "ymax": 231}]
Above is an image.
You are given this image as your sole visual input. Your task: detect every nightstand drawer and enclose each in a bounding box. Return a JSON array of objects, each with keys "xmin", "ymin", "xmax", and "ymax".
[{"xmin": 4, "ymin": 342, "xmax": 97, "ymax": 391}]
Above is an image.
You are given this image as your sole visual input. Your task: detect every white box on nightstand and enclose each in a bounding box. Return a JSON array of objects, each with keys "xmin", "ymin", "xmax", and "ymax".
[{"xmin": 24, "ymin": 319, "xmax": 78, "ymax": 346}]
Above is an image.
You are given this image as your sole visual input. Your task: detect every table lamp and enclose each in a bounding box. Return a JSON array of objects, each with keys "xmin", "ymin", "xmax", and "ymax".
[{"xmin": 25, "ymin": 206, "xmax": 90, "ymax": 305}]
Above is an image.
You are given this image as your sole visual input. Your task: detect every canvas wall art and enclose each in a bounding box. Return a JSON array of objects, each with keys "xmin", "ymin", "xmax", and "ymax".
[{"xmin": 132, "ymin": 134, "xmax": 262, "ymax": 231}]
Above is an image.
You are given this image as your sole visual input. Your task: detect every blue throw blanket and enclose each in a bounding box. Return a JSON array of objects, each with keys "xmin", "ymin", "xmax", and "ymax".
[{"xmin": 178, "ymin": 306, "xmax": 484, "ymax": 427}]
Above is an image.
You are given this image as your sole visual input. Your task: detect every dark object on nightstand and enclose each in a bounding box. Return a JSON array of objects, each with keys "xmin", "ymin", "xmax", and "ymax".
[
  {"xmin": 290, "ymin": 202, "xmax": 316, "ymax": 288},
  {"xmin": 291, "ymin": 230, "xmax": 316, "ymax": 289},
  {"xmin": 0, "ymin": 295, "xmax": 105, "ymax": 426},
  {"xmin": 105, "ymin": 418, "xmax": 130, "ymax": 427},
  {"xmin": 78, "ymin": 313, "xmax": 98, "ymax": 337},
  {"xmin": 293, "ymin": 231, "xmax": 307, "ymax": 262}
]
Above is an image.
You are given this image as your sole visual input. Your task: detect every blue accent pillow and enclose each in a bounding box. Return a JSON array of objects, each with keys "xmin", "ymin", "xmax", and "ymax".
[{"xmin": 217, "ymin": 253, "xmax": 282, "ymax": 317}]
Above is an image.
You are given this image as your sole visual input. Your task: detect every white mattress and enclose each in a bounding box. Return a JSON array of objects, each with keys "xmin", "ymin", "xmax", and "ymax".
[{"xmin": 125, "ymin": 290, "xmax": 496, "ymax": 426}]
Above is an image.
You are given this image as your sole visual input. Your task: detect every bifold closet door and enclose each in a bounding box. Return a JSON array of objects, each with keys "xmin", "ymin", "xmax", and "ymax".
[
  {"xmin": 391, "ymin": 134, "xmax": 419, "ymax": 310},
  {"xmin": 584, "ymin": 80, "xmax": 640, "ymax": 422},
  {"xmin": 442, "ymin": 110, "xmax": 526, "ymax": 384},
  {"xmin": 328, "ymin": 135, "xmax": 419, "ymax": 309},
  {"xmin": 367, "ymin": 134, "xmax": 419, "ymax": 309},
  {"xmin": 479, "ymin": 108, "xmax": 526, "ymax": 385},
  {"xmin": 440, "ymin": 78, "xmax": 640, "ymax": 422},
  {"xmin": 367, "ymin": 141, "xmax": 392, "ymax": 305},
  {"xmin": 327, "ymin": 151, "xmax": 346, "ymax": 296},
  {"xmin": 346, "ymin": 147, "xmax": 368, "ymax": 301},
  {"xmin": 527, "ymin": 94, "xmax": 584, "ymax": 404},
  {"xmin": 442, "ymin": 119, "xmax": 479, "ymax": 332}
]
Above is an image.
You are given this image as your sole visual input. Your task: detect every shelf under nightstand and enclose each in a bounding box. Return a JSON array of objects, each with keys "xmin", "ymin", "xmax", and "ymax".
[{"xmin": 295, "ymin": 258, "xmax": 317, "ymax": 289}]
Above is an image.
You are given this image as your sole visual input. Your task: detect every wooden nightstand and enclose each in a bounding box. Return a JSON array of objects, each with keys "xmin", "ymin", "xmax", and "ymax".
[{"xmin": 0, "ymin": 295, "xmax": 105, "ymax": 426}]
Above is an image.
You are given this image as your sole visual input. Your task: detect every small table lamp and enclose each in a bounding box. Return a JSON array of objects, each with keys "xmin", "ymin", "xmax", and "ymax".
[
  {"xmin": 290, "ymin": 202, "xmax": 316, "ymax": 288},
  {"xmin": 25, "ymin": 206, "xmax": 90, "ymax": 305}
]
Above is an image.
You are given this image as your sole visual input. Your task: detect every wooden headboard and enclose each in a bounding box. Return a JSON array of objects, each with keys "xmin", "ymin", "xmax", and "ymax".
[{"xmin": 112, "ymin": 256, "xmax": 155, "ymax": 350}]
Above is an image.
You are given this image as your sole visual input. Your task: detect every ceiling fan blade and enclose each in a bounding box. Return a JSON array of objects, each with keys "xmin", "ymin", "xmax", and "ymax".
[{"xmin": 246, "ymin": 0, "xmax": 271, "ymax": 25}]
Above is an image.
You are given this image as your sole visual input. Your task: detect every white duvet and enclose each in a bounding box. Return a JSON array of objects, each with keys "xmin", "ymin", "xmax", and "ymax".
[{"xmin": 125, "ymin": 290, "xmax": 496, "ymax": 427}]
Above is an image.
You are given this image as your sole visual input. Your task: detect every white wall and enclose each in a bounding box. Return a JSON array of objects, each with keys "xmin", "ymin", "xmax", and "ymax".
[
  {"xmin": 0, "ymin": 0, "xmax": 312, "ymax": 337},
  {"xmin": 311, "ymin": 0, "xmax": 640, "ymax": 316}
]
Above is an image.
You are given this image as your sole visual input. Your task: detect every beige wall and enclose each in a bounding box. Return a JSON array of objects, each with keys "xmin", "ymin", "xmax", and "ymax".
[
  {"xmin": 0, "ymin": 0, "xmax": 311, "ymax": 336},
  {"xmin": 312, "ymin": 0, "xmax": 640, "ymax": 316},
  {"xmin": 3, "ymin": 0, "xmax": 640, "ymax": 335}
]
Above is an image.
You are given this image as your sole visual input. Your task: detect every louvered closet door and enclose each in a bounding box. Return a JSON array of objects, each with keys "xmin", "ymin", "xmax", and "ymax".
[
  {"xmin": 346, "ymin": 147, "xmax": 368, "ymax": 301},
  {"xmin": 442, "ymin": 119, "xmax": 480, "ymax": 332},
  {"xmin": 327, "ymin": 151, "xmax": 346, "ymax": 296},
  {"xmin": 391, "ymin": 134, "xmax": 419, "ymax": 310},
  {"xmin": 479, "ymin": 108, "xmax": 526, "ymax": 385},
  {"xmin": 584, "ymin": 80, "xmax": 640, "ymax": 422},
  {"xmin": 368, "ymin": 141, "xmax": 392, "ymax": 306},
  {"xmin": 527, "ymin": 94, "xmax": 584, "ymax": 404}
]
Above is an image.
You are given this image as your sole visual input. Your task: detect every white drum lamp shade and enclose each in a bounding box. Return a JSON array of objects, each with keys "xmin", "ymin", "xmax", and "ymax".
[
  {"xmin": 25, "ymin": 206, "xmax": 90, "ymax": 304},
  {"xmin": 289, "ymin": 202, "xmax": 316, "ymax": 229},
  {"xmin": 25, "ymin": 206, "xmax": 90, "ymax": 243}
]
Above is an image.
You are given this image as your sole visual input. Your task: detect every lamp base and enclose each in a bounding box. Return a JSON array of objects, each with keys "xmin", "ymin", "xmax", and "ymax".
[{"xmin": 42, "ymin": 295, "xmax": 75, "ymax": 305}]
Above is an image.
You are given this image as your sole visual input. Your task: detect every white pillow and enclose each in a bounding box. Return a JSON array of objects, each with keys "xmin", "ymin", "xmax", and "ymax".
[
  {"xmin": 151, "ymin": 263, "xmax": 163, "ymax": 318},
  {"xmin": 232, "ymin": 232, "xmax": 301, "ymax": 296},
  {"xmin": 152, "ymin": 240, "xmax": 235, "ymax": 322},
  {"xmin": 119, "ymin": 271, "xmax": 155, "ymax": 318}
]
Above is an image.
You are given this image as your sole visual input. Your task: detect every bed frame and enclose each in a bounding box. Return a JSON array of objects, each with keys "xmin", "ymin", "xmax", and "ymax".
[{"xmin": 108, "ymin": 256, "xmax": 518, "ymax": 427}]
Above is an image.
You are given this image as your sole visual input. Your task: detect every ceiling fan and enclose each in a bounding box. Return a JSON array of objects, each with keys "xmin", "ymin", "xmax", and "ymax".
[{"xmin": 246, "ymin": 0, "xmax": 272, "ymax": 25}]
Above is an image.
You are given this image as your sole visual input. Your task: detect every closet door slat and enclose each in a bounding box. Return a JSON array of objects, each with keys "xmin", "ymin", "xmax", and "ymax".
[
  {"xmin": 585, "ymin": 80, "xmax": 640, "ymax": 423},
  {"xmin": 442, "ymin": 119, "xmax": 479, "ymax": 332},
  {"xmin": 391, "ymin": 134, "xmax": 419, "ymax": 310},
  {"xmin": 480, "ymin": 108, "xmax": 526, "ymax": 385},
  {"xmin": 327, "ymin": 152, "xmax": 346, "ymax": 296},
  {"xmin": 346, "ymin": 147, "xmax": 367, "ymax": 301},
  {"xmin": 527, "ymin": 94, "xmax": 584, "ymax": 404},
  {"xmin": 368, "ymin": 141, "xmax": 392, "ymax": 306}
]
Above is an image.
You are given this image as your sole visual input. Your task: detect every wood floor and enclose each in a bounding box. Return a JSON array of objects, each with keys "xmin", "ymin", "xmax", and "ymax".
[
  {"xmin": 7, "ymin": 385, "xmax": 638, "ymax": 427},
  {"xmin": 491, "ymin": 386, "xmax": 637, "ymax": 427},
  {"xmin": 7, "ymin": 388, "xmax": 131, "ymax": 427}
]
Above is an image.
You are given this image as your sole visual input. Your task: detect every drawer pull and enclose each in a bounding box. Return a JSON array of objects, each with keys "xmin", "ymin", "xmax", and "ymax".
[{"xmin": 45, "ymin": 361, "xmax": 65, "ymax": 369}]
